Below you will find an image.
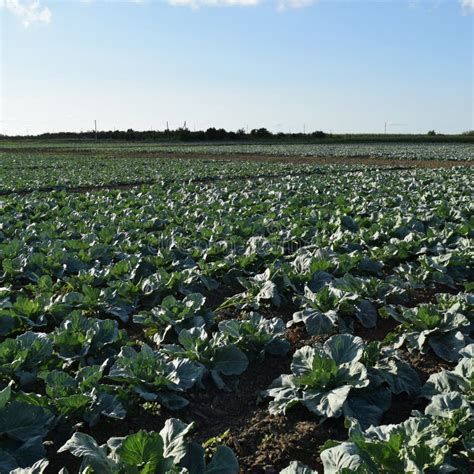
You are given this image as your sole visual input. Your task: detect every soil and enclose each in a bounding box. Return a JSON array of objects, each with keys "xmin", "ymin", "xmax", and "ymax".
[
  {"xmin": 405, "ymin": 283, "xmax": 462, "ymax": 307},
  {"xmin": 284, "ymin": 325, "xmax": 329, "ymax": 351},
  {"xmin": 231, "ymin": 409, "xmax": 345, "ymax": 473},
  {"xmin": 399, "ymin": 347, "xmax": 455, "ymax": 384},
  {"xmin": 380, "ymin": 393, "xmax": 428, "ymax": 425},
  {"xmin": 352, "ymin": 316, "xmax": 399, "ymax": 342},
  {"xmin": 181, "ymin": 356, "xmax": 291, "ymax": 441}
]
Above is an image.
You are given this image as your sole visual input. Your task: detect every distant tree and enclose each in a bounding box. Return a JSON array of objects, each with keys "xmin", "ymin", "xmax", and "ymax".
[
  {"xmin": 250, "ymin": 128, "xmax": 272, "ymax": 138},
  {"xmin": 125, "ymin": 128, "xmax": 136, "ymax": 141},
  {"xmin": 205, "ymin": 128, "xmax": 228, "ymax": 140},
  {"xmin": 194, "ymin": 131, "xmax": 206, "ymax": 141},
  {"xmin": 177, "ymin": 127, "xmax": 192, "ymax": 141},
  {"xmin": 3, "ymin": 126, "xmax": 471, "ymax": 143}
]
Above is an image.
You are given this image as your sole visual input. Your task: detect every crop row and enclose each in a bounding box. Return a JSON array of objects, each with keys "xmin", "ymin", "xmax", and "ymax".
[
  {"xmin": 1, "ymin": 142, "xmax": 474, "ymax": 161},
  {"xmin": 125, "ymin": 143, "xmax": 474, "ymax": 161},
  {"xmin": 0, "ymin": 166, "xmax": 472, "ymax": 472},
  {"xmin": 0, "ymin": 153, "xmax": 311, "ymax": 193}
]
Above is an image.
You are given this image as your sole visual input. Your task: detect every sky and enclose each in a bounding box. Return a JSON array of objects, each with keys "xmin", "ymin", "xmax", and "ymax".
[{"xmin": 0, "ymin": 0, "xmax": 473, "ymax": 135}]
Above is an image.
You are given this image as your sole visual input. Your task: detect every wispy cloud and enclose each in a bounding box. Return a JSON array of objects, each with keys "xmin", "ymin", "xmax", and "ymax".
[
  {"xmin": 2, "ymin": 0, "xmax": 471, "ymax": 28},
  {"xmin": 277, "ymin": 0, "xmax": 316, "ymax": 11},
  {"xmin": 168, "ymin": 0, "xmax": 474, "ymax": 13},
  {"xmin": 166, "ymin": 0, "xmax": 261, "ymax": 6},
  {"xmin": 166, "ymin": 0, "xmax": 317, "ymax": 8},
  {"xmin": 460, "ymin": 0, "xmax": 474, "ymax": 13},
  {"xmin": 0, "ymin": 0, "xmax": 52, "ymax": 26}
]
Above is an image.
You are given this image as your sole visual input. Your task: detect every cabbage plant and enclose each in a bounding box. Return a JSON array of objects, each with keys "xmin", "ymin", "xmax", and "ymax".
[
  {"xmin": 53, "ymin": 311, "xmax": 120, "ymax": 363},
  {"xmin": 382, "ymin": 303, "xmax": 471, "ymax": 362},
  {"xmin": 59, "ymin": 418, "xmax": 239, "ymax": 474},
  {"xmin": 219, "ymin": 268, "xmax": 290, "ymax": 310},
  {"xmin": 108, "ymin": 345, "xmax": 202, "ymax": 409},
  {"xmin": 263, "ymin": 335, "xmax": 421, "ymax": 428},
  {"xmin": 262, "ymin": 334, "xmax": 369, "ymax": 419},
  {"xmin": 0, "ymin": 295, "xmax": 49, "ymax": 335},
  {"xmin": 218, "ymin": 312, "xmax": 290, "ymax": 362},
  {"xmin": 28, "ymin": 365, "xmax": 126, "ymax": 426},
  {"xmin": 0, "ymin": 385, "xmax": 54, "ymax": 472},
  {"xmin": 0, "ymin": 332, "xmax": 53, "ymax": 385},
  {"xmin": 321, "ymin": 391, "xmax": 473, "ymax": 474},
  {"xmin": 289, "ymin": 286, "xmax": 358, "ymax": 336},
  {"xmin": 342, "ymin": 341, "xmax": 421, "ymax": 428},
  {"xmin": 422, "ymin": 345, "xmax": 473, "ymax": 399},
  {"xmin": 361, "ymin": 341, "xmax": 421, "ymax": 397},
  {"xmin": 133, "ymin": 293, "xmax": 213, "ymax": 345},
  {"xmin": 279, "ymin": 461, "xmax": 318, "ymax": 473},
  {"xmin": 162, "ymin": 327, "xmax": 248, "ymax": 390}
]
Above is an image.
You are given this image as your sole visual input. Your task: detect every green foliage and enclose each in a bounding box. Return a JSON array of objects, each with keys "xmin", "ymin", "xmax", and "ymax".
[
  {"xmin": 0, "ymin": 332, "xmax": 53, "ymax": 385},
  {"xmin": 0, "ymin": 149, "xmax": 472, "ymax": 472},
  {"xmin": 162, "ymin": 327, "xmax": 248, "ymax": 390},
  {"xmin": 59, "ymin": 418, "xmax": 239, "ymax": 474},
  {"xmin": 134, "ymin": 293, "xmax": 213, "ymax": 344},
  {"xmin": 0, "ymin": 389, "xmax": 54, "ymax": 472},
  {"xmin": 382, "ymin": 302, "xmax": 472, "ymax": 362},
  {"xmin": 38, "ymin": 365, "xmax": 126, "ymax": 426},
  {"xmin": 262, "ymin": 335, "xmax": 370, "ymax": 420},
  {"xmin": 218, "ymin": 312, "xmax": 290, "ymax": 361},
  {"xmin": 53, "ymin": 311, "xmax": 120, "ymax": 362},
  {"xmin": 108, "ymin": 345, "xmax": 202, "ymax": 409}
]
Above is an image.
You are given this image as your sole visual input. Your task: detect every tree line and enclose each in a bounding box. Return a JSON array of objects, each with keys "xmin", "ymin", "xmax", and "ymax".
[{"xmin": 1, "ymin": 128, "xmax": 473, "ymax": 143}]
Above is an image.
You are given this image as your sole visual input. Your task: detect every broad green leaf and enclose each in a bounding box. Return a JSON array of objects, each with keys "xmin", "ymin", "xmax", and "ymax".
[{"xmin": 117, "ymin": 431, "xmax": 164, "ymax": 472}]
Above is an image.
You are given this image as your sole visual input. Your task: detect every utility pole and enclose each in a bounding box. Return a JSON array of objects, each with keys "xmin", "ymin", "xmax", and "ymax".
[
  {"xmin": 95, "ymin": 120, "xmax": 98, "ymax": 141},
  {"xmin": 384, "ymin": 121, "xmax": 387, "ymax": 134},
  {"xmin": 166, "ymin": 121, "xmax": 169, "ymax": 131},
  {"xmin": 303, "ymin": 123, "xmax": 306, "ymax": 134}
]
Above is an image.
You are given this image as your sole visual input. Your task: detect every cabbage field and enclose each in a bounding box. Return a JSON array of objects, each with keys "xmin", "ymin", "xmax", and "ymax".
[
  {"xmin": 1, "ymin": 142, "xmax": 473, "ymax": 162},
  {"xmin": 0, "ymin": 144, "xmax": 473, "ymax": 473}
]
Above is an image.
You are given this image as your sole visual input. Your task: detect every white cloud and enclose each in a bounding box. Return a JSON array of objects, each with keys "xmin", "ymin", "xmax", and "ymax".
[
  {"xmin": 167, "ymin": 0, "xmax": 474, "ymax": 13},
  {"xmin": 166, "ymin": 0, "xmax": 318, "ymax": 9},
  {"xmin": 460, "ymin": 0, "xmax": 474, "ymax": 13},
  {"xmin": 2, "ymin": 0, "xmax": 471, "ymax": 27},
  {"xmin": 166, "ymin": 0, "xmax": 261, "ymax": 6},
  {"xmin": 0, "ymin": 0, "xmax": 52, "ymax": 26},
  {"xmin": 277, "ymin": 0, "xmax": 316, "ymax": 11}
]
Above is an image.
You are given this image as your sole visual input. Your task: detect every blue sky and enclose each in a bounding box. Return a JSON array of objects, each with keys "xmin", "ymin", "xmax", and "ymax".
[{"xmin": 1, "ymin": 0, "xmax": 473, "ymax": 135}]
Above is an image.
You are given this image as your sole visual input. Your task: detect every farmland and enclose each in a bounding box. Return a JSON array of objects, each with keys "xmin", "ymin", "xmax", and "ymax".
[
  {"xmin": 1, "ymin": 142, "xmax": 472, "ymax": 194},
  {"xmin": 1, "ymin": 141, "xmax": 473, "ymax": 161},
  {"xmin": 0, "ymin": 142, "xmax": 473, "ymax": 473}
]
